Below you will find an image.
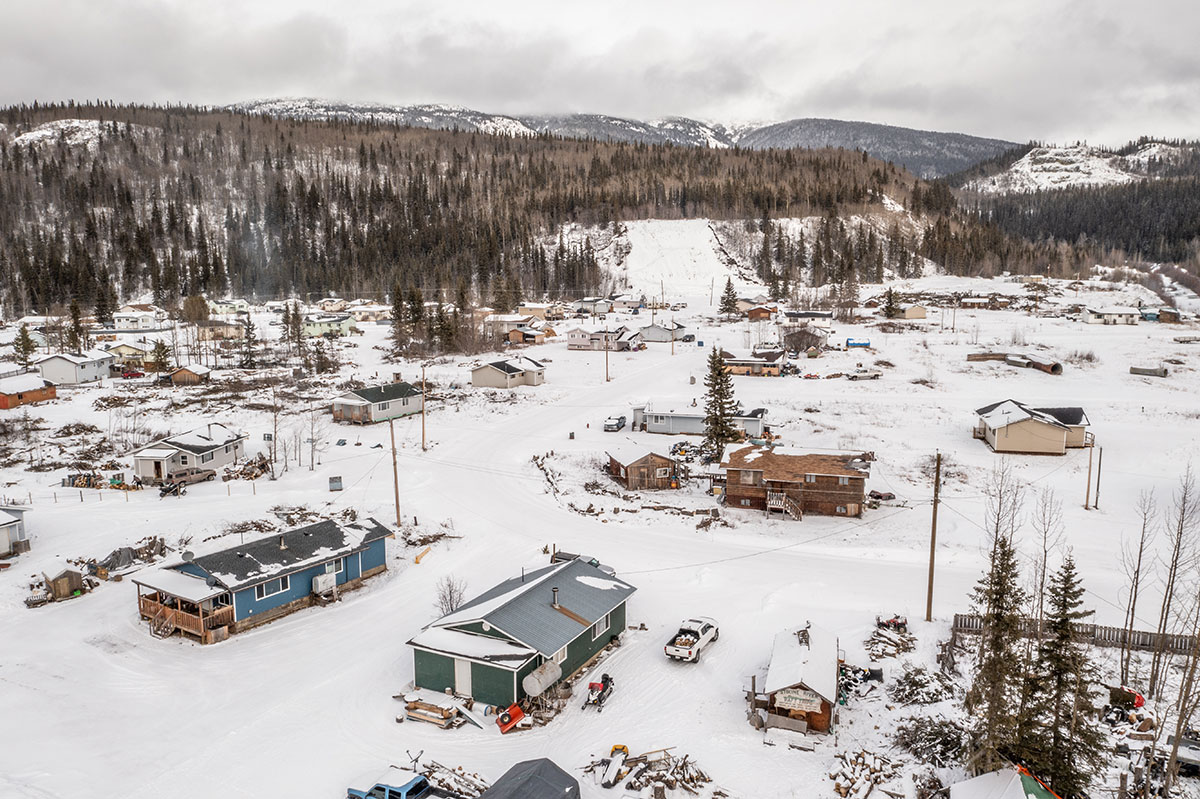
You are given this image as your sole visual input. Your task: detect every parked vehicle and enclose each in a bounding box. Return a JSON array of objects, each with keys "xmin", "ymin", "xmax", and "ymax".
[
  {"xmin": 664, "ymin": 617, "xmax": 719, "ymax": 662},
  {"xmin": 164, "ymin": 467, "xmax": 217, "ymax": 486},
  {"xmin": 603, "ymin": 415, "xmax": 627, "ymax": 432},
  {"xmin": 582, "ymin": 673, "xmax": 615, "ymax": 711},
  {"xmin": 868, "ymin": 490, "xmax": 896, "ymax": 501},
  {"xmin": 347, "ymin": 767, "xmax": 450, "ymax": 799},
  {"xmin": 848, "ymin": 368, "xmax": 883, "ymax": 381},
  {"xmin": 680, "ymin": 334, "xmax": 696, "ymax": 342},
  {"xmin": 876, "ymin": 614, "xmax": 908, "ymax": 633},
  {"xmin": 121, "ymin": 369, "xmax": 145, "ymax": 379},
  {"xmin": 551, "ymin": 550, "xmax": 616, "ymax": 576},
  {"xmin": 159, "ymin": 482, "xmax": 187, "ymax": 499}
]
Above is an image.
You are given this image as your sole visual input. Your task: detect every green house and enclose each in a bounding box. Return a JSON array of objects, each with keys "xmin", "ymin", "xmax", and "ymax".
[{"xmin": 407, "ymin": 559, "xmax": 636, "ymax": 709}]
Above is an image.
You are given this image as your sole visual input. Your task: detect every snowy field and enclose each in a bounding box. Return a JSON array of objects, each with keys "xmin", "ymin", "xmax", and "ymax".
[{"xmin": 3, "ymin": 228, "xmax": 1200, "ymax": 798}]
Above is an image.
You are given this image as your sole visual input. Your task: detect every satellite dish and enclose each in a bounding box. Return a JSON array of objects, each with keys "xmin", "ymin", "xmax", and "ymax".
[
  {"xmin": 205, "ymin": 576, "xmax": 219, "ymax": 588},
  {"xmin": 182, "ymin": 550, "xmax": 195, "ymax": 562}
]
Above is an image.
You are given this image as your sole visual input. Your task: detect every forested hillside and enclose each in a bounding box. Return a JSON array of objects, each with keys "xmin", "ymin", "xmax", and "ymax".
[{"xmin": 0, "ymin": 102, "xmax": 1078, "ymax": 317}]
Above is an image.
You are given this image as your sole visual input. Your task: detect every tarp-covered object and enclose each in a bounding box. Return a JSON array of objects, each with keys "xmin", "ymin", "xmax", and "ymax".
[{"xmin": 481, "ymin": 758, "xmax": 579, "ymax": 799}]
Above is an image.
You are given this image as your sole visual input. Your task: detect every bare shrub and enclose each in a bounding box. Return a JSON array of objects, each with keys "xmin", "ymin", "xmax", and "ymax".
[{"xmin": 436, "ymin": 575, "xmax": 468, "ymax": 615}]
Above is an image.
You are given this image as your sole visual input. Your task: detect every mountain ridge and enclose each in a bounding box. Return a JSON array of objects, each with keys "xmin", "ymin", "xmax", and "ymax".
[{"xmin": 228, "ymin": 97, "xmax": 1018, "ymax": 177}]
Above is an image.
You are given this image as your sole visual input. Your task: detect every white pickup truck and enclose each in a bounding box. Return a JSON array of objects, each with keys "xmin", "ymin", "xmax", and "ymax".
[{"xmin": 664, "ymin": 617, "xmax": 719, "ymax": 662}]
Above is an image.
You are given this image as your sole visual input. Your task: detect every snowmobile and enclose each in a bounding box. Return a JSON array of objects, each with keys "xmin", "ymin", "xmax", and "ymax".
[
  {"xmin": 875, "ymin": 614, "xmax": 908, "ymax": 633},
  {"xmin": 159, "ymin": 482, "xmax": 187, "ymax": 499},
  {"xmin": 582, "ymin": 673, "xmax": 614, "ymax": 712}
]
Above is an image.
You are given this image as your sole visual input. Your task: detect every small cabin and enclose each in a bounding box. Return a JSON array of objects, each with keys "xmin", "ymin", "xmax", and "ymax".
[
  {"xmin": 606, "ymin": 447, "xmax": 678, "ymax": 490},
  {"xmin": 761, "ymin": 624, "xmax": 840, "ymax": 734}
]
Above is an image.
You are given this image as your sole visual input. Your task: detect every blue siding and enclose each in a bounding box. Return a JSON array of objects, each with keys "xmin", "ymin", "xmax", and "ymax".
[
  {"xmin": 360, "ymin": 538, "xmax": 386, "ymax": 573},
  {"xmin": 231, "ymin": 554, "xmax": 358, "ymax": 622},
  {"xmin": 176, "ymin": 562, "xmax": 207, "ymax": 579}
]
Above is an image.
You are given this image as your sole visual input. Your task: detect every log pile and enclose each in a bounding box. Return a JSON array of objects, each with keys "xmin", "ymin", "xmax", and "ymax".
[
  {"xmin": 584, "ymin": 748, "xmax": 714, "ymax": 795},
  {"xmin": 403, "ymin": 697, "xmax": 463, "ymax": 729},
  {"xmin": 223, "ymin": 453, "xmax": 271, "ymax": 481},
  {"xmin": 864, "ymin": 627, "xmax": 916, "ymax": 660},
  {"xmin": 423, "ymin": 760, "xmax": 489, "ymax": 797},
  {"xmin": 828, "ymin": 750, "xmax": 902, "ymax": 799}
]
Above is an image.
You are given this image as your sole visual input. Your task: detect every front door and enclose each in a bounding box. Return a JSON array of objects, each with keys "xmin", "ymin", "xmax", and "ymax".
[
  {"xmin": 153, "ymin": 461, "xmax": 163, "ymax": 480},
  {"xmin": 453, "ymin": 658, "xmax": 472, "ymax": 696}
]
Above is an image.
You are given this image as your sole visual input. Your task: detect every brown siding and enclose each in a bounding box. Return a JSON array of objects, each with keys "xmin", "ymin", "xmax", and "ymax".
[
  {"xmin": 610, "ymin": 453, "xmax": 677, "ymax": 490},
  {"xmin": 0, "ymin": 385, "xmax": 56, "ymax": 409},
  {"xmin": 725, "ymin": 473, "xmax": 865, "ymax": 517}
]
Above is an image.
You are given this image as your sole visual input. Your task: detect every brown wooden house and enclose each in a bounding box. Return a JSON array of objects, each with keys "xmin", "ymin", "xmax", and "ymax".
[
  {"xmin": 606, "ymin": 447, "xmax": 678, "ymax": 490},
  {"xmin": 0, "ymin": 373, "xmax": 56, "ymax": 409},
  {"xmin": 760, "ymin": 623, "xmax": 841, "ymax": 734},
  {"xmin": 169, "ymin": 364, "xmax": 212, "ymax": 385},
  {"xmin": 719, "ymin": 444, "xmax": 871, "ymax": 519}
]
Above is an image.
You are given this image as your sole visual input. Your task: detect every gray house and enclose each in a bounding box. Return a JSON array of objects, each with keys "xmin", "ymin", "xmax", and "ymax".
[
  {"xmin": 471, "ymin": 357, "xmax": 545, "ymax": 389},
  {"xmin": 0, "ymin": 505, "xmax": 31, "ymax": 556},
  {"xmin": 132, "ymin": 423, "xmax": 248, "ymax": 483},
  {"xmin": 640, "ymin": 321, "xmax": 687, "ymax": 343},
  {"xmin": 407, "ymin": 558, "xmax": 636, "ymax": 708},
  {"xmin": 36, "ymin": 350, "xmax": 116, "ymax": 385},
  {"xmin": 632, "ymin": 400, "xmax": 768, "ymax": 436},
  {"xmin": 331, "ymin": 382, "xmax": 424, "ymax": 424}
]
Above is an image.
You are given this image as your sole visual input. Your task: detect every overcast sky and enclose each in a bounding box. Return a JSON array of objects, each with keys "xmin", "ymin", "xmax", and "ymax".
[{"xmin": 3, "ymin": 0, "xmax": 1197, "ymax": 145}]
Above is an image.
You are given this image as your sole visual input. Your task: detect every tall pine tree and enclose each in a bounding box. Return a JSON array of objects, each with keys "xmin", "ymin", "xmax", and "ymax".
[
  {"xmin": 13, "ymin": 325, "xmax": 37, "ymax": 367},
  {"xmin": 719, "ymin": 278, "xmax": 738, "ymax": 317},
  {"xmin": 702, "ymin": 347, "xmax": 740, "ymax": 459}
]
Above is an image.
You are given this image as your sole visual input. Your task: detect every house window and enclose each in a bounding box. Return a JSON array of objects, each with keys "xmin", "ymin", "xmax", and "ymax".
[
  {"xmin": 225, "ymin": 445, "xmax": 231, "ymax": 454},
  {"xmin": 740, "ymin": 499, "xmax": 751, "ymax": 506},
  {"xmin": 552, "ymin": 646, "xmax": 567, "ymax": 665},
  {"xmin": 740, "ymin": 471, "xmax": 756, "ymax": 485},
  {"xmin": 655, "ymin": 467, "xmax": 670, "ymax": 479},
  {"xmin": 402, "ymin": 398, "xmax": 409, "ymax": 406},
  {"xmin": 838, "ymin": 476, "xmax": 849, "ymax": 485},
  {"xmin": 201, "ymin": 452, "xmax": 214, "ymax": 463},
  {"xmin": 254, "ymin": 575, "xmax": 290, "ymax": 600},
  {"xmin": 804, "ymin": 474, "xmax": 816, "ymax": 483},
  {"xmin": 378, "ymin": 402, "xmax": 390, "ymax": 410},
  {"xmin": 180, "ymin": 455, "xmax": 189, "ymax": 466},
  {"xmin": 837, "ymin": 506, "xmax": 848, "ymax": 514},
  {"xmin": 325, "ymin": 558, "xmax": 344, "ymax": 575},
  {"xmin": 591, "ymin": 612, "xmax": 611, "ymax": 641}
]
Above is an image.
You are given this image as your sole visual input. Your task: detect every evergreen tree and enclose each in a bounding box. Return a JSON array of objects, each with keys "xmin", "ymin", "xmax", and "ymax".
[
  {"xmin": 1020, "ymin": 556, "xmax": 1106, "ymax": 797},
  {"xmin": 94, "ymin": 281, "xmax": 114, "ymax": 327},
  {"xmin": 240, "ymin": 318, "xmax": 258, "ymax": 368},
  {"xmin": 67, "ymin": 299, "xmax": 89, "ymax": 351},
  {"xmin": 883, "ymin": 288, "xmax": 900, "ymax": 319},
  {"xmin": 719, "ymin": 278, "xmax": 739, "ymax": 317},
  {"xmin": 965, "ymin": 531, "xmax": 1027, "ymax": 773},
  {"xmin": 288, "ymin": 301, "xmax": 304, "ymax": 350},
  {"xmin": 390, "ymin": 283, "xmax": 407, "ymax": 353},
  {"xmin": 702, "ymin": 347, "xmax": 740, "ymax": 459},
  {"xmin": 310, "ymin": 338, "xmax": 336, "ymax": 373},
  {"xmin": 149, "ymin": 340, "xmax": 172, "ymax": 373},
  {"xmin": 13, "ymin": 325, "xmax": 37, "ymax": 367}
]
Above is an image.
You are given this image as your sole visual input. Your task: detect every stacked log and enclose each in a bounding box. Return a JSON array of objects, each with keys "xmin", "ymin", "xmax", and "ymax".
[{"xmin": 829, "ymin": 750, "xmax": 902, "ymax": 798}]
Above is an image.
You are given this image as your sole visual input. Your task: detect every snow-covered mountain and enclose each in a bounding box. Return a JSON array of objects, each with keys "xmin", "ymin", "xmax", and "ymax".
[
  {"xmin": 229, "ymin": 98, "xmax": 1018, "ymax": 177},
  {"xmin": 964, "ymin": 141, "xmax": 1192, "ymax": 194}
]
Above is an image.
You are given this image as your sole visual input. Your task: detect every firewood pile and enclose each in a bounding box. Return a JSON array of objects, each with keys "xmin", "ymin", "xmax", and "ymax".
[
  {"xmin": 888, "ymin": 665, "xmax": 955, "ymax": 705},
  {"xmin": 828, "ymin": 750, "xmax": 902, "ymax": 799},
  {"xmin": 864, "ymin": 627, "xmax": 916, "ymax": 660},
  {"xmin": 223, "ymin": 453, "xmax": 270, "ymax": 481},
  {"xmin": 402, "ymin": 696, "xmax": 465, "ymax": 729},
  {"xmin": 584, "ymin": 748, "xmax": 715, "ymax": 795},
  {"xmin": 423, "ymin": 760, "xmax": 489, "ymax": 797}
]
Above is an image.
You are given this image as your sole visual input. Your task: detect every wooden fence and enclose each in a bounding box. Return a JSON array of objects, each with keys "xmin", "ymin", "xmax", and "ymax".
[{"xmin": 952, "ymin": 613, "xmax": 1195, "ymax": 656}]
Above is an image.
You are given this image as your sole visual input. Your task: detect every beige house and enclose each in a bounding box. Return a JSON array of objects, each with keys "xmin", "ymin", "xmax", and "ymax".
[
  {"xmin": 899, "ymin": 304, "xmax": 927, "ymax": 319},
  {"xmin": 197, "ymin": 319, "xmax": 245, "ymax": 341},
  {"xmin": 471, "ymin": 357, "xmax": 546, "ymax": 389},
  {"xmin": 974, "ymin": 400, "xmax": 1092, "ymax": 455}
]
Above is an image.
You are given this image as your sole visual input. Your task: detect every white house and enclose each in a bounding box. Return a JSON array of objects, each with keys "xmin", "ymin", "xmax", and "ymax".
[
  {"xmin": 640, "ymin": 321, "xmax": 687, "ymax": 343},
  {"xmin": 482, "ymin": 313, "xmax": 536, "ymax": 336},
  {"xmin": 331, "ymin": 382, "xmax": 424, "ymax": 424},
  {"xmin": 131, "ymin": 423, "xmax": 248, "ymax": 484},
  {"xmin": 208, "ymin": 298, "xmax": 252, "ymax": 315},
  {"xmin": 565, "ymin": 326, "xmax": 641, "ymax": 351},
  {"xmin": 471, "ymin": 357, "xmax": 546, "ymax": 389},
  {"xmin": 631, "ymin": 400, "xmax": 767, "ymax": 436},
  {"xmin": 1082, "ymin": 306, "xmax": 1139, "ymax": 325},
  {"xmin": 573, "ymin": 297, "xmax": 613, "ymax": 315},
  {"xmin": 0, "ymin": 505, "xmax": 31, "ymax": 556},
  {"xmin": 36, "ymin": 350, "xmax": 116, "ymax": 385},
  {"xmin": 608, "ymin": 294, "xmax": 643, "ymax": 310},
  {"xmin": 114, "ymin": 304, "xmax": 169, "ymax": 330},
  {"xmin": 302, "ymin": 314, "xmax": 356, "ymax": 338}
]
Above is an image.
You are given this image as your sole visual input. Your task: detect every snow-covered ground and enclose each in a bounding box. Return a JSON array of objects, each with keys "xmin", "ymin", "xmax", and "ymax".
[
  {"xmin": 965, "ymin": 141, "xmax": 1191, "ymax": 194},
  {"xmin": 3, "ymin": 247, "xmax": 1200, "ymax": 797}
]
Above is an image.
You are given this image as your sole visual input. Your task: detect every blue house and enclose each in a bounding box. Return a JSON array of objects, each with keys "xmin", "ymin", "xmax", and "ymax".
[{"xmin": 132, "ymin": 517, "xmax": 392, "ymax": 644}]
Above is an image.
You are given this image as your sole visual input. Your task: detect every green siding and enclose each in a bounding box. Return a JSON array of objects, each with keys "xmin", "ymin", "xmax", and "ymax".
[
  {"xmin": 413, "ymin": 649, "xmax": 455, "ymax": 694},
  {"xmin": 559, "ymin": 600, "xmax": 627, "ymax": 678},
  {"xmin": 470, "ymin": 662, "xmax": 516, "ymax": 708},
  {"xmin": 514, "ymin": 657, "xmax": 542, "ymax": 703},
  {"xmin": 449, "ymin": 621, "xmax": 515, "ymax": 642}
]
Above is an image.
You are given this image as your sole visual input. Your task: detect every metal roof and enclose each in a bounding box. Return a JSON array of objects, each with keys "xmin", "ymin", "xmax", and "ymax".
[
  {"xmin": 342, "ymin": 382, "xmax": 422, "ymax": 404},
  {"xmin": 434, "ymin": 559, "xmax": 636, "ymax": 657},
  {"xmin": 481, "ymin": 759, "xmax": 580, "ymax": 799}
]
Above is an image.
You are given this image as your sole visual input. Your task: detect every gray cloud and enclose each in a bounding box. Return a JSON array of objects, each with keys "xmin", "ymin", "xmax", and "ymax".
[{"xmin": 0, "ymin": 0, "xmax": 1197, "ymax": 145}]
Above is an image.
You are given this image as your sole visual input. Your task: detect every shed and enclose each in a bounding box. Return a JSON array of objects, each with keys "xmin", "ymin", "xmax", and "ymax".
[
  {"xmin": 0, "ymin": 506, "xmax": 30, "ymax": 556},
  {"xmin": 169, "ymin": 364, "xmax": 212, "ymax": 385},
  {"xmin": 762, "ymin": 623, "xmax": 841, "ymax": 733},
  {"xmin": 606, "ymin": 447, "xmax": 678, "ymax": 490},
  {"xmin": 974, "ymin": 400, "xmax": 1092, "ymax": 455},
  {"xmin": 481, "ymin": 759, "xmax": 580, "ymax": 799},
  {"xmin": 0, "ymin": 372, "xmax": 56, "ymax": 409},
  {"xmin": 46, "ymin": 568, "xmax": 85, "ymax": 600}
]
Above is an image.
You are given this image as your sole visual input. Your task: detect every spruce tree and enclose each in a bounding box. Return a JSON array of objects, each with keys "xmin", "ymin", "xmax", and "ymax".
[
  {"xmin": 883, "ymin": 288, "xmax": 900, "ymax": 319},
  {"xmin": 240, "ymin": 318, "xmax": 258, "ymax": 368},
  {"xmin": 94, "ymin": 282, "xmax": 114, "ymax": 327},
  {"xmin": 965, "ymin": 531, "xmax": 1027, "ymax": 773},
  {"xmin": 13, "ymin": 325, "xmax": 37, "ymax": 367},
  {"xmin": 67, "ymin": 300, "xmax": 89, "ymax": 351},
  {"xmin": 719, "ymin": 278, "xmax": 738, "ymax": 317},
  {"xmin": 702, "ymin": 347, "xmax": 740, "ymax": 459},
  {"xmin": 150, "ymin": 340, "xmax": 172, "ymax": 374},
  {"xmin": 390, "ymin": 282, "xmax": 407, "ymax": 353}
]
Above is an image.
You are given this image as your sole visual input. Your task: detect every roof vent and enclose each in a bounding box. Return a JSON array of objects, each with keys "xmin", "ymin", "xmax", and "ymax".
[
  {"xmin": 796, "ymin": 622, "xmax": 811, "ymax": 648},
  {"xmin": 552, "ymin": 587, "xmax": 559, "ymax": 608},
  {"xmin": 278, "ymin": 536, "xmax": 287, "ymax": 550}
]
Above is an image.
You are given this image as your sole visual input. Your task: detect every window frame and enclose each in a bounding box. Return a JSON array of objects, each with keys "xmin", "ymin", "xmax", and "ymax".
[
  {"xmin": 254, "ymin": 575, "xmax": 290, "ymax": 601},
  {"xmin": 590, "ymin": 611, "xmax": 611, "ymax": 641}
]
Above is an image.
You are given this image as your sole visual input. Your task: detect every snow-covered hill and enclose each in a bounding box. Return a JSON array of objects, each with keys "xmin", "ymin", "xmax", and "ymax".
[
  {"xmin": 964, "ymin": 141, "xmax": 1190, "ymax": 194},
  {"xmin": 231, "ymin": 99, "xmax": 1018, "ymax": 177}
]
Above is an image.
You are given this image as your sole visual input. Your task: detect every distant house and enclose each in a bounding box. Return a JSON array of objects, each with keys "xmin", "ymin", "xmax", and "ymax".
[
  {"xmin": 719, "ymin": 444, "xmax": 871, "ymax": 519},
  {"xmin": 606, "ymin": 447, "xmax": 678, "ymax": 490},
  {"xmin": 0, "ymin": 372, "xmax": 56, "ymax": 409},
  {"xmin": 507, "ymin": 327, "xmax": 546, "ymax": 346},
  {"xmin": 783, "ymin": 327, "xmax": 830, "ymax": 352},
  {"xmin": 331, "ymin": 382, "xmax": 423, "ymax": 424},
  {"xmin": 746, "ymin": 305, "xmax": 778, "ymax": 321},
  {"xmin": 315, "ymin": 297, "xmax": 349, "ymax": 312},
  {"xmin": 481, "ymin": 760, "xmax": 580, "ymax": 799},
  {"xmin": 574, "ymin": 297, "xmax": 613, "ymax": 315},
  {"xmin": 1082, "ymin": 306, "xmax": 1139, "ymax": 325},
  {"xmin": 631, "ymin": 400, "xmax": 767, "ymax": 437},
  {"xmin": 103, "ymin": 342, "xmax": 151, "ymax": 367},
  {"xmin": 347, "ymin": 304, "xmax": 392, "ymax": 323},
  {"xmin": 407, "ymin": 558, "xmax": 636, "ymax": 708},
  {"xmin": 471, "ymin": 357, "xmax": 546, "ymax": 389},
  {"xmin": 608, "ymin": 294, "xmax": 643, "ymax": 310},
  {"xmin": 36, "ymin": 350, "xmax": 116, "ymax": 385},
  {"xmin": 168, "ymin": 364, "xmax": 212, "ymax": 386},
  {"xmin": 974, "ymin": 399, "xmax": 1092, "ymax": 455},
  {"xmin": 565, "ymin": 326, "xmax": 640, "ymax": 351},
  {"xmin": 761, "ymin": 623, "xmax": 841, "ymax": 734},
  {"xmin": 640, "ymin": 321, "xmax": 686, "ymax": 343},
  {"xmin": 720, "ymin": 349, "xmax": 784, "ymax": 376},
  {"xmin": 114, "ymin": 304, "xmax": 169, "ymax": 330},
  {"xmin": 1159, "ymin": 307, "xmax": 1182, "ymax": 324},
  {"xmin": 898, "ymin": 304, "xmax": 927, "ymax": 320},
  {"xmin": 131, "ymin": 423, "xmax": 247, "ymax": 484},
  {"xmin": 208, "ymin": 298, "xmax": 252, "ymax": 315},
  {"xmin": 781, "ymin": 310, "xmax": 834, "ymax": 324},
  {"xmin": 0, "ymin": 505, "xmax": 31, "ymax": 557},
  {"xmin": 961, "ymin": 296, "xmax": 990, "ymax": 309},
  {"xmin": 302, "ymin": 314, "xmax": 356, "ymax": 338},
  {"xmin": 196, "ymin": 319, "xmax": 245, "ymax": 342},
  {"xmin": 483, "ymin": 314, "xmax": 536, "ymax": 336},
  {"xmin": 132, "ymin": 517, "xmax": 392, "ymax": 644},
  {"xmin": 517, "ymin": 302, "xmax": 565, "ymax": 321}
]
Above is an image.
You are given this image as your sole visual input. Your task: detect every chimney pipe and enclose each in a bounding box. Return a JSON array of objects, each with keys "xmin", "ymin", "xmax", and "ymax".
[
  {"xmin": 552, "ymin": 587, "xmax": 559, "ymax": 608},
  {"xmin": 278, "ymin": 535, "xmax": 286, "ymax": 550}
]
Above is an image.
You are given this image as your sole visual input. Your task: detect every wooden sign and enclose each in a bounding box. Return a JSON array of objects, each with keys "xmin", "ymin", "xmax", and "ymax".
[{"xmin": 774, "ymin": 687, "xmax": 823, "ymax": 712}]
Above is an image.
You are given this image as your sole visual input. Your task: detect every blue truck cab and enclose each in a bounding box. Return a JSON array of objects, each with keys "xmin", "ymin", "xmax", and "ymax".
[{"xmin": 347, "ymin": 768, "xmax": 434, "ymax": 799}]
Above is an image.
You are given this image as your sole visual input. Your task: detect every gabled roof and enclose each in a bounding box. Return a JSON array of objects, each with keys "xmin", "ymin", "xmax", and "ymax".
[
  {"xmin": 36, "ymin": 349, "xmax": 115, "ymax": 365},
  {"xmin": 340, "ymin": 382, "xmax": 422, "ymax": 404},
  {"xmin": 482, "ymin": 759, "xmax": 580, "ymax": 799},
  {"xmin": 477, "ymin": 356, "xmax": 545, "ymax": 375},
  {"xmin": 135, "ymin": 423, "xmax": 246, "ymax": 457},
  {"xmin": 950, "ymin": 768, "xmax": 1060, "ymax": 799},
  {"xmin": 763, "ymin": 623, "xmax": 840, "ymax": 702},
  {"xmin": 721, "ymin": 444, "xmax": 871, "ymax": 480},
  {"xmin": 720, "ymin": 348, "xmax": 784, "ymax": 364},
  {"xmin": 180, "ymin": 517, "xmax": 391, "ymax": 591},
  {"xmin": 0, "ymin": 373, "xmax": 52, "ymax": 394},
  {"xmin": 172, "ymin": 364, "xmax": 212, "ymax": 377},
  {"xmin": 428, "ymin": 559, "xmax": 636, "ymax": 657},
  {"xmin": 605, "ymin": 446, "xmax": 672, "ymax": 467},
  {"xmin": 975, "ymin": 399, "xmax": 1088, "ymax": 430},
  {"xmin": 1086, "ymin": 305, "xmax": 1139, "ymax": 315}
]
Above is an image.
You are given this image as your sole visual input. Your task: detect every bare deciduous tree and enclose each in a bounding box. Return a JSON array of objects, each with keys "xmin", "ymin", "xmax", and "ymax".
[
  {"xmin": 1150, "ymin": 467, "xmax": 1199, "ymax": 697},
  {"xmin": 435, "ymin": 575, "xmax": 467, "ymax": 616},
  {"xmin": 1121, "ymin": 491, "xmax": 1157, "ymax": 684}
]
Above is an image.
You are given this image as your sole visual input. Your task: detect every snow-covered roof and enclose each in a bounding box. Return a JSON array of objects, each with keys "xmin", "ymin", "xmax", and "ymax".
[
  {"xmin": 763, "ymin": 623, "xmax": 839, "ymax": 702},
  {"xmin": 0, "ymin": 373, "xmax": 51, "ymax": 394},
  {"xmin": 407, "ymin": 626, "xmax": 537, "ymax": 668},
  {"xmin": 134, "ymin": 423, "xmax": 246, "ymax": 457},
  {"xmin": 476, "ymin": 356, "xmax": 545, "ymax": 375},
  {"xmin": 136, "ymin": 447, "xmax": 177, "ymax": 459},
  {"xmin": 173, "ymin": 364, "xmax": 212, "ymax": 376},
  {"xmin": 131, "ymin": 567, "xmax": 228, "ymax": 603},
  {"xmin": 605, "ymin": 446, "xmax": 671, "ymax": 466},
  {"xmin": 975, "ymin": 400, "xmax": 1088, "ymax": 431},
  {"xmin": 1086, "ymin": 305, "xmax": 1139, "ymax": 315},
  {"xmin": 949, "ymin": 768, "xmax": 1058, "ymax": 799},
  {"xmin": 35, "ymin": 349, "xmax": 114, "ymax": 365}
]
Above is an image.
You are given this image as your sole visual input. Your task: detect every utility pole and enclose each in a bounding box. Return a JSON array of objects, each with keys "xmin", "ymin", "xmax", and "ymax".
[
  {"xmin": 1084, "ymin": 445, "xmax": 1094, "ymax": 509},
  {"xmin": 670, "ymin": 316, "xmax": 675, "ymax": 356},
  {"xmin": 710, "ymin": 278, "xmax": 714, "ymax": 306},
  {"xmin": 1094, "ymin": 446, "xmax": 1103, "ymax": 509},
  {"xmin": 421, "ymin": 364, "xmax": 427, "ymax": 452},
  {"xmin": 389, "ymin": 417, "xmax": 401, "ymax": 527},
  {"xmin": 605, "ymin": 342, "xmax": 610, "ymax": 382},
  {"xmin": 925, "ymin": 452, "xmax": 942, "ymax": 623}
]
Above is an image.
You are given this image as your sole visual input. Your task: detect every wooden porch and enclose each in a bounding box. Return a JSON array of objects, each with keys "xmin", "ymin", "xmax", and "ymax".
[
  {"xmin": 766, "ymin": 489, "xmax": 803, "ymax": 520},
  {"xmin": 138, "ymin": 592, "xmax": 234, "ymax": 644}
]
